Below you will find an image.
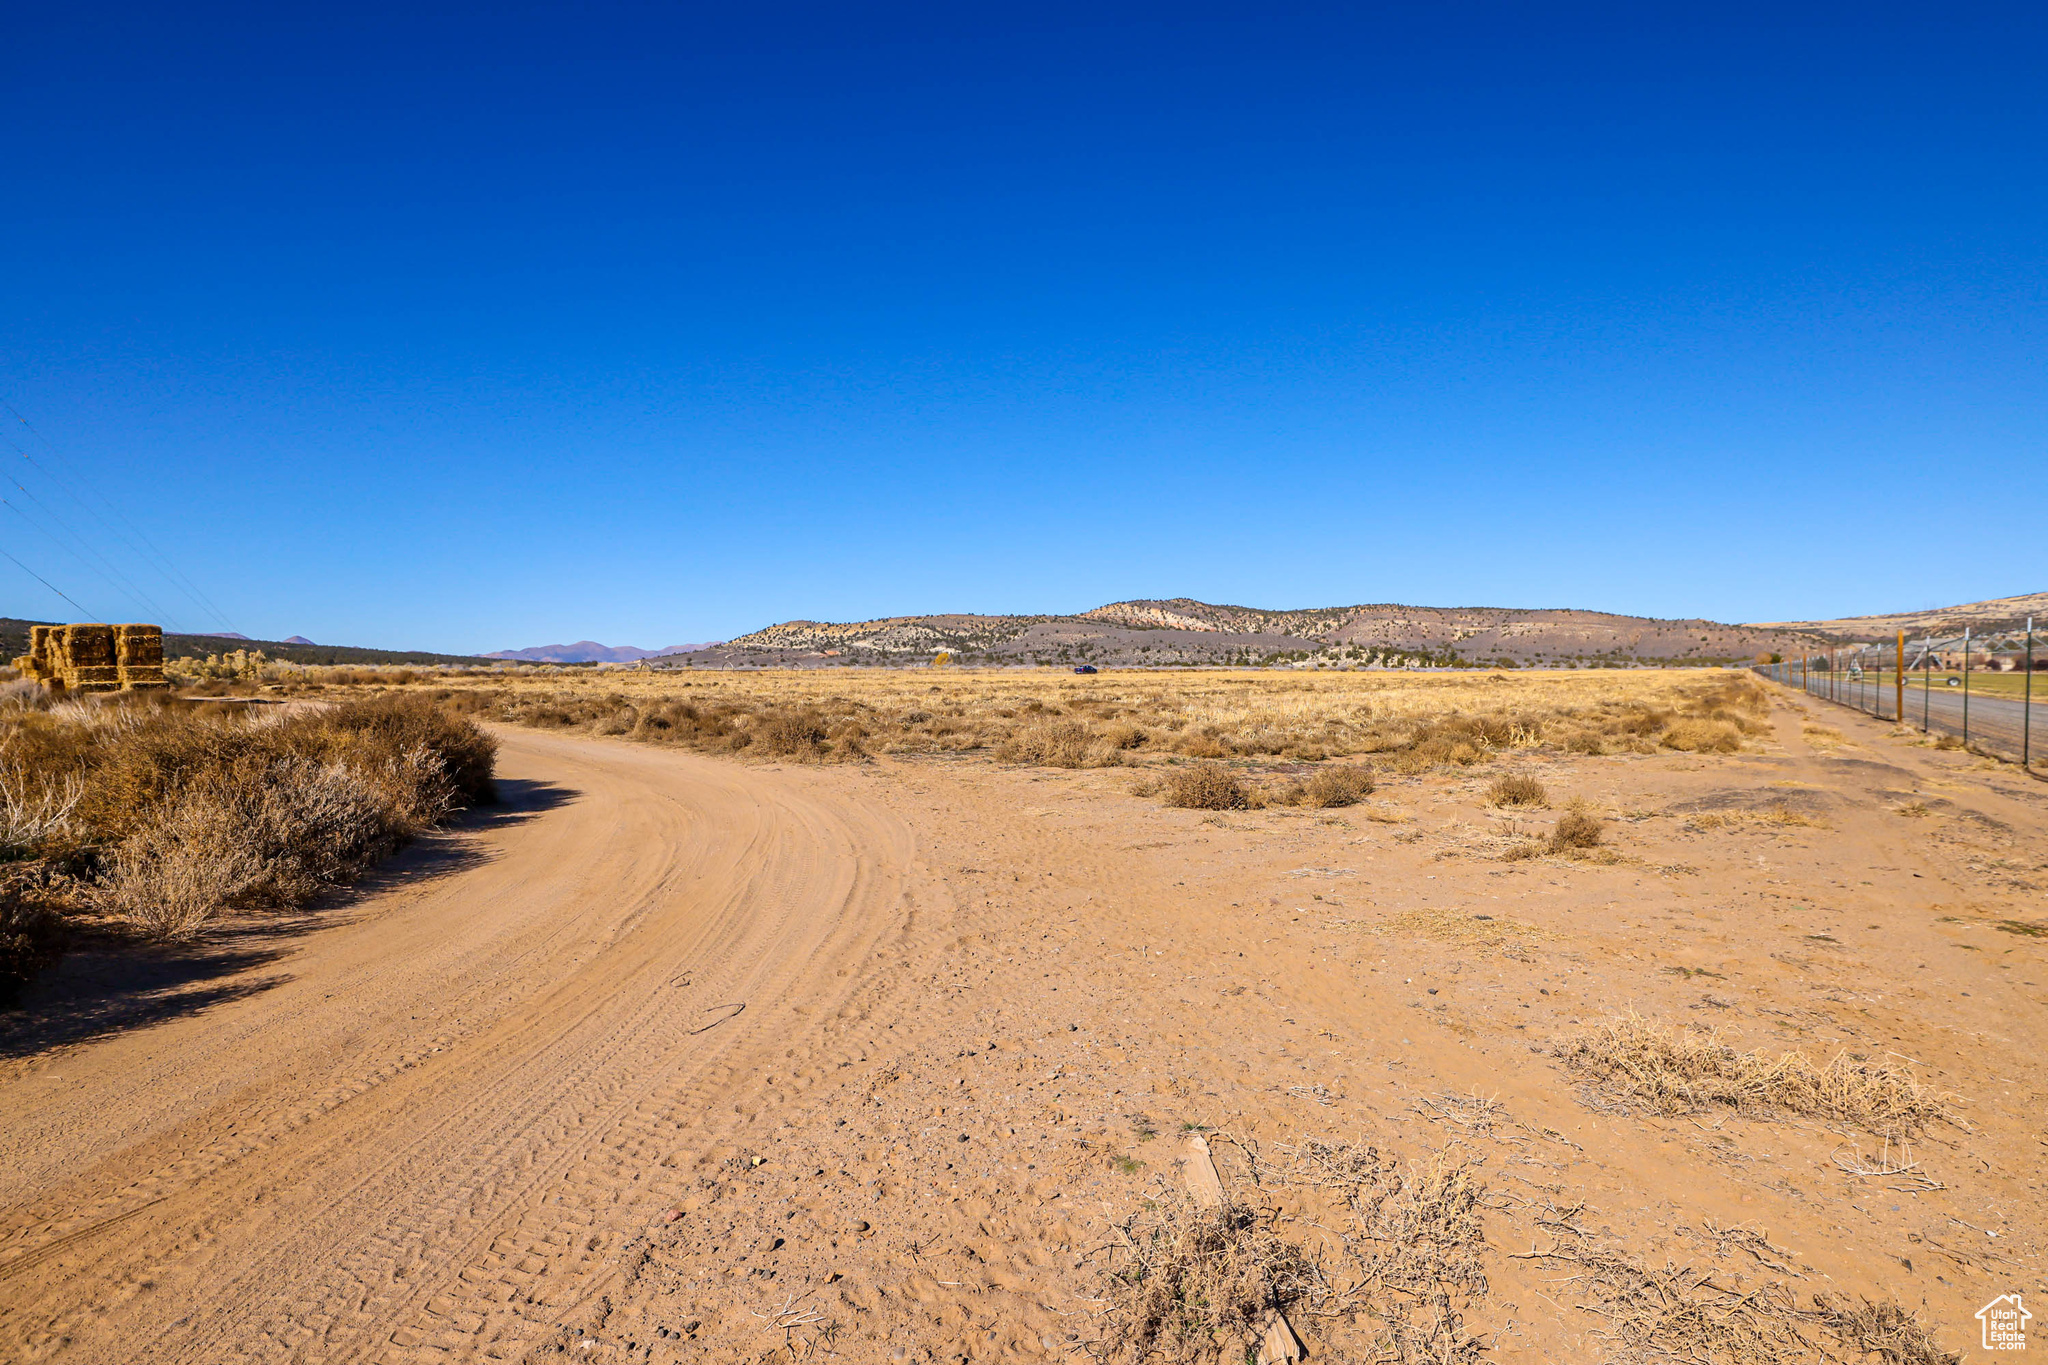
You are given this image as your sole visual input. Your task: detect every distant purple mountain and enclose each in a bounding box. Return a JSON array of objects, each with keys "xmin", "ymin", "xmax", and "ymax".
[
  {"xmin": 283, "ymin": 635, "xmax": 315, "ymax": 645},
  {"xmin": 484, "ymin": 641, "xmax": 722, "ymax": 664}
]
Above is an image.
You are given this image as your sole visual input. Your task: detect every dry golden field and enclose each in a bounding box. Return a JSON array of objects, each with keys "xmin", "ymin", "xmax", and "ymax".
[{"xmin": 304, "ymin": 664, "xmax": 1775, "ymax": 772}]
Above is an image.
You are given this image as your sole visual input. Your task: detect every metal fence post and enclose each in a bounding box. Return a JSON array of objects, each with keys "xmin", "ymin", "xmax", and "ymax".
[
  {"xmin": 1922, "ymin": 635, "xmax": 1931, "ymax": 731},
  {"xmin": 1962, "ymin": 626, "xmax": 1971, "ymax": 748},
  {"xmin": 1895, "ymin": 630, "xmax": 1904, "ymax": 724},
  {"xmin": 2027, "ymin": 616, "xmax": 2035, "ymax": 769}
]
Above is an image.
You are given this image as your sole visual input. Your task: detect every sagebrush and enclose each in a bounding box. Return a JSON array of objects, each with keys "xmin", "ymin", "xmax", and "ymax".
[{"xmin": 0, "ymin": 693, "xmax": 496, "ymax": 994}]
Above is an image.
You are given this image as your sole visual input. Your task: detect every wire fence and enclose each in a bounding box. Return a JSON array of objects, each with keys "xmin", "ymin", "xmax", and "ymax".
[{"xmin": 1752, "ymin": 619, "xmax": 2042, "ymax": 773}]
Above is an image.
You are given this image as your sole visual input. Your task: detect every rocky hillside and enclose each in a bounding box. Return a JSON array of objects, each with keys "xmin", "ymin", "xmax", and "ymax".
[
  {"xmin": 1749, "ymin": 590, "xmax": 2048, "ymax": 639},
  {"xmin": 656, "ymin": 599, "xmax": 1828, "ymax": 669}
]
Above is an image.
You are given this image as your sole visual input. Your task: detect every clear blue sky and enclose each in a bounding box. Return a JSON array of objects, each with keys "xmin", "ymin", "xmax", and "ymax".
[{"xmin": 3, "ymin": 2, "xmax": 2042, "ymax": 652}]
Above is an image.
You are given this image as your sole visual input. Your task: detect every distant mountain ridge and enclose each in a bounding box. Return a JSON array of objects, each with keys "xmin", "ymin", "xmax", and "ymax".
[
  {"xmin": 485, "ymin": 641, "xmax": 720, "ymax": 664},
  {"xmin": 656, "ymin": 598, "xmax": 1832, "ymax": 669},
  {"xmin": 1748, "ymin": 590, "xmax": 2048, "ymax": 638}
]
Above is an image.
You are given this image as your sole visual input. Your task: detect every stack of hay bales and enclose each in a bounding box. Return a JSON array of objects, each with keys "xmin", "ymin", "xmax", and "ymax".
[
  {"xmin": 115, "ymin": 624, "xmax": 167, "ymax": 690},
  {"xmin": 12, "ymin": 623, "xmax": 168, "ymax": 693},
  {"xmin": 14, "ymin": 625, "xmax": 56, "ymax": 687},
  {"xmin": 56, "ymin": 624, "xmax": 121, "ymax": 693}
]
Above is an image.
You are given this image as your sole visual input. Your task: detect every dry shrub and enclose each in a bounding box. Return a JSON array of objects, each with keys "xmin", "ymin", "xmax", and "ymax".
[
  {"xmin": 1662, "ymin": 718, "xmax": 1743, "ymax": 753},
  {"xmin": 1548, "ymin": 810, "xmax": 1603, "ymax": 851},
  {"xmin": 1516, "ymin": 1241, "xmax": 1957, "ymax": 1365},
  {"xmin": 1161, "ymin": 762, "xmax": 1247, "ymax": 810},
  {"xmin": 1561, "ymin": 729, "xmax": 1606, "ymax": 755},
  {"xmin": 1174, "ymin": 730, "xmax": 1229, "ymax": 759},
  {"xmin": 316, "ymin": 695, "xmax": 495, "ymax": 816},
  {"xmin": 997, "ymin": 720, "xmax": 1122, "ymax": 768},
  {"xmin": 1100, "ymin": 1197, "xmax": 1322, "ymax": 1364},
  {"xmin": 0, "ymin": 764, "xmax": 84, "ymax": 858},
  {"xmin": 95, "ymin": 757, "xmax": 408, "ymax": 936},
  {"xmin": 1486, "ymin": 773, "xmax": 1547, "ymax": 808},
  {"xmin": 1816, "ymin": 1294, "xmax": 1960, "ymax": 1365},
  {"xmin": 0, "ymin": 867, "xmax": 68, "ymax": 1007},
  {"xmin": 1270, "ymin": 765, "xmax": 1375, "ymax": 808},
  {"xmin": 1303, "ymin": 764, "xmax": 1373, "ymax": 806},
  {"xmin": 1518, "ymin": 1242, "xmax": 1811, "ymax": 1364},
  {"xmin": 1101, "ymin": 1140, "xmax": 1488, "ymax": 1365},
  {"xmin": 1553, "ymin": 1012, "xmax": 1954, "ymax": 1134},
  {"xmin": 1396, "ymin": 733, "xmax": 1484, "ymax": 770},
  {"xmin": 1100, "ymin": 720, "xmax": 1149, "ymax": 750},
  {"xmin": 0, "ymin": 695, "xmax": 496, "ymax": 947},
  {"xmin": 1802, "ymin": 721, "xmax": 1845, "ymax": 745},
  {"xmin": 1249, "ymin": 1140, "xmax": 1490, "ymax": 1363},
  {"xmin": 756, "ymin": 711, "xmax": 827, "ymax": 758},
  {"xmin": 1612, "ymin": 705, "xmax": 1674, "ymax": 737}
]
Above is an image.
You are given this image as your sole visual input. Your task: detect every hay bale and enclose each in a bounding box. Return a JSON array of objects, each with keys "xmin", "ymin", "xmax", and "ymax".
[
  {"xmin": 67, "ymin": 663, "xmax": 121, "ymax": 694},
  {"xmin": 64, "ymin": 625, "xmax": 115, "ymax": 667},
  {"xmin": 115, "ymin": 624, "xmax": 164, "ymax": 665},
  {"xmin": 16, "ymin": 625, "xmax": 55, "ymax": 684},
  {"xmin": 114, "ymin": 625, "xmax": 167, "ymax": 688}
]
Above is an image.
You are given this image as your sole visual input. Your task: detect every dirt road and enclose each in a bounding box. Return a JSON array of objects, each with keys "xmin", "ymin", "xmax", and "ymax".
[{"xmin": 0, "ymin": 729, "xmax": 920, "ymax": 1363}]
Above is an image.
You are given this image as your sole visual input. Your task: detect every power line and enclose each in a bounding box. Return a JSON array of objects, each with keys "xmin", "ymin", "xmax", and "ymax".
[
  {"xmin": 0, "ymin": 541, "xmax": 101, "ymax": 623},
  {"xmin": 0, "ymin": 415, "xmax": 228, "ymax": 630},
  {"xmin": 0, "ymin": 401, "xmax": 237, "ymax": 632},
  {"xmin": 0, "ymin": 479, "xmax": 182, "ymax": 628}
]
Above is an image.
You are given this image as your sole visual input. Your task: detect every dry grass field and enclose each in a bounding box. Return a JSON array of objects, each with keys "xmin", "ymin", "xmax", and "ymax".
[
  {"xmin": 3, "ymin": 665, "xmax": 2043, "ymax": 1364},
  {"xmin": 309, "ymin": 663, "xmax": 1775, "ymax": 770}
]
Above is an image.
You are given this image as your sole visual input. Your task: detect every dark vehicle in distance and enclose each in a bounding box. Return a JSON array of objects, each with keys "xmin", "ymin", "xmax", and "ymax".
[{"xmin": 1073, "ymin": 665, "xmax": 1098, "ymax": 674}]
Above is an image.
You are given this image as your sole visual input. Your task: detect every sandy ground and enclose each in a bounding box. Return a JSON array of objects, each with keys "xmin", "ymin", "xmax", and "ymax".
[{"xmin": 1, "ymin": 689, "xmax": 2043, "ymax": 1363}]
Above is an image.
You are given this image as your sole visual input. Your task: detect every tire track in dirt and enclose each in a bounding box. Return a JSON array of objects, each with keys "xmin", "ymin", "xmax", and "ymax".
[{"xmin": 0, "ymin": 729, "xmax": 925, "ymax": 1364}]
